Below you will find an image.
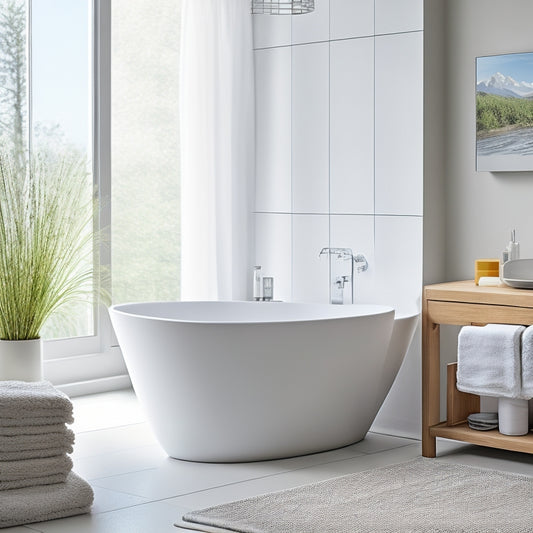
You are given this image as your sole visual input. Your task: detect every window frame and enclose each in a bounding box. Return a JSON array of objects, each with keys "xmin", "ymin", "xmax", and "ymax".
[{"xmin": 39, "ymin": 0, "xmax": 128, "ymax": 394}]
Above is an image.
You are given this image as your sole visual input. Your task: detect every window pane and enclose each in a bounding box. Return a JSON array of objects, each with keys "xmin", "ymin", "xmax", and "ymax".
[
  {"xmin": 32, "ymin": 0, "xmax": 93, "ymax": 339},
  {"xmin": 111, "ymin": 0, "xmax": 181, "ymax": 304},
  {"xmin": 0, "ymin": 0, "xmax": 28, "ymax": 155},
  {"xmin": 0, "ymin": 0, "xmax": 94, "ymax": 340}
]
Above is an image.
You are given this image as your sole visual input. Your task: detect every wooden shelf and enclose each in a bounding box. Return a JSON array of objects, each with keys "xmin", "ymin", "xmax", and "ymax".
[
  {"xmin": 423, "ymin": 280, "xmax": 533, "ymax": 458},
  {"xmin": 431, "ymin": 422, "xmax": 533, "ymax": 455}
]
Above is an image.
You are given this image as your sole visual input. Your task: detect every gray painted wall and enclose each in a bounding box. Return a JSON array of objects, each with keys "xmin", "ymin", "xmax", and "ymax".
[
  {"xmin": 442, "ymin": 0, "xmax": 533, "ymax": 280},
  {"xmin": 425, "ymin": 0, "xmax": 533, "ymax": 416}
]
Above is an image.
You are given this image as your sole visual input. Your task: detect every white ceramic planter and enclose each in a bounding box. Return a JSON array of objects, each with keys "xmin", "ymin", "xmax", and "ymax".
[{"xmin": 0, "ymin": 338, "xmax": 43, "ymax": 381}]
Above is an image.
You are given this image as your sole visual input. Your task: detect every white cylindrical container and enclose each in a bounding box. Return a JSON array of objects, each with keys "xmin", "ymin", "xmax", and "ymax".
[
  {"xmin": 498, "ymin": 397, "xmax": 529, "ymax": 436},
  {"xmin": 0, "ymin": 339, "xmax": 43, "ymax": 381}
]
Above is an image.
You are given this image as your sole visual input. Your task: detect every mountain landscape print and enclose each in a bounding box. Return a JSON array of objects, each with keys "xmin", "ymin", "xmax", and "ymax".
[{"xmin": 476, "ymin": 51, "xmax": 533, "ymax": 171}]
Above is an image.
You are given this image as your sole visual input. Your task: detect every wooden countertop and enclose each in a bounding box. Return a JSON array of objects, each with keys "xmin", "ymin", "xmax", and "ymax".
[{"xmin": 424, "ymin": 280, "xmax": 533, "ymax": 308}]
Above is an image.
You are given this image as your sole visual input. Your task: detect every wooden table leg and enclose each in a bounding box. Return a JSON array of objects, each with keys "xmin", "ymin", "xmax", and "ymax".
[{"xmin": 422, "ymin": 296, "xmax": 440, "ymax": 457}]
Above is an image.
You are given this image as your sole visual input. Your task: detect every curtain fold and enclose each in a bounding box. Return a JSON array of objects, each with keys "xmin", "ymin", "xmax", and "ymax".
[{"xmin": 180, "ymin": 0, "xmax": 255, "ymax": 301}]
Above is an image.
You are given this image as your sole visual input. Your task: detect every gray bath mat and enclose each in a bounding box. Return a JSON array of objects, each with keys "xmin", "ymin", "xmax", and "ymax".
[{"xmin": 174, "ymin": 457, "xmax": 533, "ymax": 532}]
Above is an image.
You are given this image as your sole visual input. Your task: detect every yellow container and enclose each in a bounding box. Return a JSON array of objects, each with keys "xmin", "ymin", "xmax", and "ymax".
[{"xmin": 475, "ymin": 258, "xmax": 500, "ymax": 285}]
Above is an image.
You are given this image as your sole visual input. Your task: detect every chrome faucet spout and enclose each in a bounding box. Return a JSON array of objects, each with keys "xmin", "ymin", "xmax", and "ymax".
[{"xmin": 319, "ymin": 247, "xmax": 353, "ymax": 260}]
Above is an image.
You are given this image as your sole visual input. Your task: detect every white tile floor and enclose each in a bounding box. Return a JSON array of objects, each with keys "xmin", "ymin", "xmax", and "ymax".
[{"xmin": 7, "ymin": 389, "xmax": 533, "ymax": 532}]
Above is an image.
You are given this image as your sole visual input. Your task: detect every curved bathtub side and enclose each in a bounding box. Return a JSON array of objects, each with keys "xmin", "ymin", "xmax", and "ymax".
[
  {"xmin": 110, "ymin": 307, "xmax": 396, "ymax": 462},
  {"xmin": 376, "ymin": 312, "xmax": 420, "ymax": 399}
]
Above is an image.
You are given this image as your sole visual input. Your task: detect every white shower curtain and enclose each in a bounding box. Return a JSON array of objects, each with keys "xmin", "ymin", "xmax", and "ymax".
[{"xmin": 180, "ymin": 0, "xmax": 255, "ymax": 301}]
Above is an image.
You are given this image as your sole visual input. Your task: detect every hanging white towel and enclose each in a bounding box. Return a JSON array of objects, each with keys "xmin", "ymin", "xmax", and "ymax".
[
  {"xmin": 457, "ymin": 324, "xmax": 525, "ymax": 398},
  {"xmin": 521, "ymin": 325, "xmax": 533, "ymax": 398}
]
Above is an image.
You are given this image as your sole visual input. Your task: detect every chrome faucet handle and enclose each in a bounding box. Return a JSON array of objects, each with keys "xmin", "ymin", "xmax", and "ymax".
[
  {"xmin": 334, "ymin": 275, "xmax": 350, "ymax": 289},
  {"xmin": 353, "ymin": 253, "xmax": 368, "ymax": 273}
]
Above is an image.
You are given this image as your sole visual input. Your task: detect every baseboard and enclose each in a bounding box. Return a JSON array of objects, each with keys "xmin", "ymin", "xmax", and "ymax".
[{"xmin": 56, "ymin": 374, "xmax": 132, "ymax": 397}]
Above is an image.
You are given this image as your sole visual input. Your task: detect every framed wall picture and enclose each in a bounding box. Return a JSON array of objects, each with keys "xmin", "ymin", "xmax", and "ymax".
[{"xmin": 476, "ymin": 51, "xmax": 533, "ymax": 172}]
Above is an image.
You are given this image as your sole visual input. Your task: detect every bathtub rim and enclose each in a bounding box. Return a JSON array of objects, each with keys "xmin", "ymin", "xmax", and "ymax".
[{"xmin": 108, "ymin": 300, "xmax": 397, "ymax": 326}]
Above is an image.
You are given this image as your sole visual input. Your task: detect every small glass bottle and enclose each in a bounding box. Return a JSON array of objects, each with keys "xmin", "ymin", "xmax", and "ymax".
[
  {"xmin": 262, "ymin": 277, "xmax": 273, "ymax": 301},
  {"xmin": 253, "ymin": 266, "xmax": 262, "ymax": 301}
]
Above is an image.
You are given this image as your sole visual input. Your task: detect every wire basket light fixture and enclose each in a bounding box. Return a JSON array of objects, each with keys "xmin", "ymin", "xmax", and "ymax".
[{"xmin": 251, "ymin": 0, "xmax": 315, "ymax": 15}]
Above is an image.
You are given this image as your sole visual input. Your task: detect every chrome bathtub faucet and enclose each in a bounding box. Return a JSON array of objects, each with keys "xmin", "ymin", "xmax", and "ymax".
[{"xmin": 319, "ymin": 247, "xmax": 368, "ymax": 304}]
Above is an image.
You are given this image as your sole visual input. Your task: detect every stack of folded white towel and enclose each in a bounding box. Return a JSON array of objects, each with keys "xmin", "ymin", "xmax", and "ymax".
[
  {"xmin": 0, "ymin": 381, "xmax": 94, "ymax": 528},
  {"xmin": 457, "ymin": 324, "xmax": 533, "ymax": 435}
]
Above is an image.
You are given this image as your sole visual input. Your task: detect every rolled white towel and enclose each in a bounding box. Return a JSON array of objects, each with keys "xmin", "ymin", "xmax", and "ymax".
[
  {"xmin": 0, "ymin": 471, "xmax": 93, "ymax": 528},
  {"xmin": 521, "ymin": 325, "xmax": 533, "ymax": 398},
  {"xmin": 0, "ymin": 381, "xmax": 73, "ymax": 424},
  {"xmin": 457, "ymin": 324, "xmax": 525, "ymax": 398},
  {"xmin": 0, "ymin": 454, "xmax": 72, "ymax": 488}
]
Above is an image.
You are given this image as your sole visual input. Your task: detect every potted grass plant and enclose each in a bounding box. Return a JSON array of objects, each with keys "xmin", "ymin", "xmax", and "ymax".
[{"xmin": 0, "ymin": 151, "xmax": 106, "ymax": 381}]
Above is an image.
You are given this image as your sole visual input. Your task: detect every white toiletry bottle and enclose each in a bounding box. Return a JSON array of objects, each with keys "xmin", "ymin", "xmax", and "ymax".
[
  {"xmin": 253, "ymin": 266, "xmax": 262, "ymax": 301},
  {"xmin": 508, "ymin": 230, "xmax": 520, "ymax": 261}
]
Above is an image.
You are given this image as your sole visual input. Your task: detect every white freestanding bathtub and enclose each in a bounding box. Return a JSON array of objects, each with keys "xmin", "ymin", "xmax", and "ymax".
[{"xmin": 109, "ymin": 301, "xmax": 418, "ymax": 462}]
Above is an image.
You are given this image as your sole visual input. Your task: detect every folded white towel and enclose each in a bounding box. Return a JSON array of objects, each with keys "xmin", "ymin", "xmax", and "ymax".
[
  {"xmin": 521, "ymin": 326, "xmax": 533, "ymax": 398},
  {"xmin": 0, "ymin": 446, "xmax": 74, "ymax": 462},
  {"xmin": 0, "ymin": 416, "xmax": 74, "ymax": 427},
  {"xmin": 0, "ymin": 381, "xmax": 73, "ymax": 424},
  {"xmin": 0, "ymin": 471, "xmax": 93, "ymax": 528},
  {"xmin": 0, "ymin": 454, "xmax": 72, "ymax": 484},
  {"xmin": 0, "ymin": 423, "xmax": 68, "ymax": 436},
  {"xmin": 0, "ymin": 428, "xmax": 74, "ymax": 452},
  {"xmin": 457, "ymin": 324, "xmax": 525, "ymax": 398},
  {"xmin": 0, "ymin": 428, "xmax": 74, "ymax": 460},
  {"xmin": 0, "ymin": 472, "xmax": 70, "ymax": 491}
]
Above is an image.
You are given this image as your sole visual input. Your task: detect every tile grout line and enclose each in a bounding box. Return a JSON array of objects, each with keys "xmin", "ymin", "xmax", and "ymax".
[
  {"xmin": 253, "ymin": 28, "xmax": 423, "ymax": 51},
  {"xmin": 154, "ymin": 442, "xmax": 422, "ymax": 509},
  {"xmin": 89, "ymin": 442, "xmax": 420, "ymax": 515}
]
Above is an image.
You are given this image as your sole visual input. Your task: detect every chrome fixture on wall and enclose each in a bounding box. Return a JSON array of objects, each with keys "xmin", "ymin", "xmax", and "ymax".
[
  {"xmin": 319, "ymin": 248, "xmax": 368, "ymax": 305},
  {"xmin": 251, "ymin": 0, "xmax": 315, "ymax": 15}
]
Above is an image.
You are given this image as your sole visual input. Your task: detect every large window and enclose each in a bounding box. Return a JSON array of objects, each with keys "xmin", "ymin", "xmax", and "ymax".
[
  {"xmin": 0, "ymin": 0, "xmax": 182, "ymax": 388},
  {"xmin": 111, "ymin": 0, "xmax": 181, "ymax": 304}
]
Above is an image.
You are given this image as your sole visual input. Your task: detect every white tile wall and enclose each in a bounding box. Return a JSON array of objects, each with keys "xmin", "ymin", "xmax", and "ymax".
[
  {"xmin": 291, "ymin": 0, "xmax": 330, "ymax": 45},
  {"xmin": 373, "ymin": 215, "xmax": 423, "ymax": 311},
  {"xmin": 330, "ymin": 0, "xmax": 374, "ymax": 40},
  {"xmin": 253, "ymin": 2, "xmax": 424, "ymax": 444},
  {"xmin": 330, "ymin": 37, "xmax": 374, "ymax": 215},
  {"xmin": 292, "ymin": 214, "xmax": 329, "ymax": 303},
  {"xmin": 374, "ymin": 31, "xmax": 423, "ymax": 216},
  {"xmin": 375, "ymin": 0, "xmax": 424, "ymax": 35},
  {"xmin": 253, "ymin": 12, "xmax": 291, "ymax": 49},
  {"xmin": 255, "ymin": 213, "xmax": 292, "ymax": 302},
  {"xmin": 255, "ymin": 47, "xmax": 292, "ymax": 213},
  {"xmin": 291, "ymin": 42, "xmax": 329, "ymax": 214}
]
